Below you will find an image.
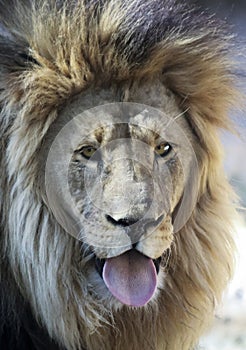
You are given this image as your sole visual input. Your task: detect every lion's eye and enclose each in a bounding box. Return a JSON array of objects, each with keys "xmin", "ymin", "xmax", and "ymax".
[
  {"xmin": 79, "ymin": 145, "xmax": 97, "ymax": 159},
  {"xmin": 155, "ymin": 143, "xmax": 172, "ymax": 157}
]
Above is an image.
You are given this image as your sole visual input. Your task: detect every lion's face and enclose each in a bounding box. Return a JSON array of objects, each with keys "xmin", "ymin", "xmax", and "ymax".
[{"xmin": 44, "ymin": 81, "xmax": 198, "ymax": 307}]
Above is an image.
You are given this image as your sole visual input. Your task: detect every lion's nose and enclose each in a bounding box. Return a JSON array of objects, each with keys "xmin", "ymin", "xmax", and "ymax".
[{"xmin": 106, "ymin": 214, "xmax": 139, "ymax": 227}]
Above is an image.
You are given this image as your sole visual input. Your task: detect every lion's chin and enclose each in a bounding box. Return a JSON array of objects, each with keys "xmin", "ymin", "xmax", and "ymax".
[{"xmin": 95, "ymin": 249, "xmax": 162, "ymax": 307}]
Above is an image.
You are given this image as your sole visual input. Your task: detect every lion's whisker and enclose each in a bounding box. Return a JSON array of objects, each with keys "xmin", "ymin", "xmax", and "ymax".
[{"xmin": 164, "ymin": 107, "xmax": 190, "ymax": 133}]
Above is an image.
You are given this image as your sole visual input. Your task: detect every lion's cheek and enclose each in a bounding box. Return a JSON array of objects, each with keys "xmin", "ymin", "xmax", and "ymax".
[{"xmin": 136, "ymin": 217, "xmax": 173, "ymax": 259}]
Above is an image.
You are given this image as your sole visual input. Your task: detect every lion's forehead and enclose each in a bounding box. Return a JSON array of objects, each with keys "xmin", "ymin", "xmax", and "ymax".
[
  {"xmin": 58, "ymin": 80, "xmax": 186, "ymax": 142},
  {"xmin": 92, "ymin": 123, "xmax": 156, "ymax": 146}
]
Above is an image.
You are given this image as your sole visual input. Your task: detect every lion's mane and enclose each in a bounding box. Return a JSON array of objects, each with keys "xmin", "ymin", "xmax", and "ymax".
[{"xmin": 0, "ymin": 1, "xmax": 239, "ymax": 349}]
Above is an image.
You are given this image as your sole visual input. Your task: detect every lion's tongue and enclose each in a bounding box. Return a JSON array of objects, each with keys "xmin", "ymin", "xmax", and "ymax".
[{"xmin": 102, "ymin": 250, "xmax": 157, "ymax": 307}]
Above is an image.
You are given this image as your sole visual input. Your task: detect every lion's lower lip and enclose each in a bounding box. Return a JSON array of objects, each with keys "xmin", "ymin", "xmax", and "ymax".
[
  {"xmin": 153, "ymin": 256, "xmax": 161, "ymax": 273},
  {"xmin": 95, "ymin": 257, "xmax": 105, "ymax": 277},
  {"xmin": 95, "ymin": 250, "xmax": 161, "ymax": 277}
]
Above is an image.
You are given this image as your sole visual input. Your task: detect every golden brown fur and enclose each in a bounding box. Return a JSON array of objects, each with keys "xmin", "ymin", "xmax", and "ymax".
[{"xmin": 0, "ymin": 1, "xmax": 241, "ymax": 349}]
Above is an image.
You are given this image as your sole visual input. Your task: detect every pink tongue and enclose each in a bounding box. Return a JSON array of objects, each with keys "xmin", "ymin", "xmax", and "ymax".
[{"xmin": 102, "ymin": 250, "xmax": 157, "ymax": 307}]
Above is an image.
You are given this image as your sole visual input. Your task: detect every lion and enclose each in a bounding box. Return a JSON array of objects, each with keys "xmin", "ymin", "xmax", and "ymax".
[{"xmin": 0, "ymin": 1, "xmax": 240, "ymax": 349}]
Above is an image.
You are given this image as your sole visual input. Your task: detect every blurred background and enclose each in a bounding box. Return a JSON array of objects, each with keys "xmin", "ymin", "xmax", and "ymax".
[{"xmin": 189, "ymin": 1, "xmax": 246, "ymax": 349}]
